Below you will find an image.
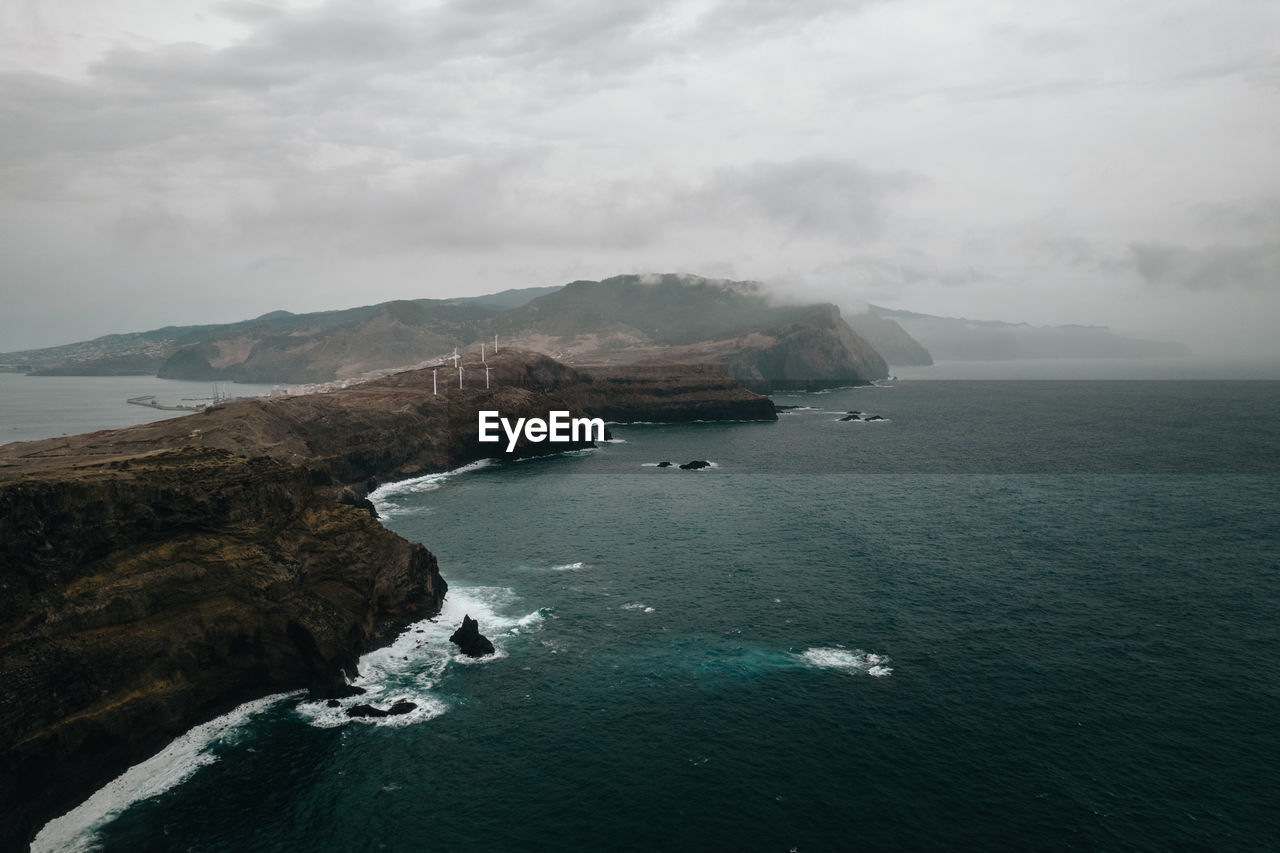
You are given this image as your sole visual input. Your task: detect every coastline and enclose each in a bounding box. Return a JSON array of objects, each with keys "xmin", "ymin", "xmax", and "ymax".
[{"xmin": 0, "ymin": 350, "xmax": 777, "ymax": 850}]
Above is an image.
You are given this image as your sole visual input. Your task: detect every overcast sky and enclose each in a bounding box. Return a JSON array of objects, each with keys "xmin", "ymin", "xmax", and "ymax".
[{"xmin": 2, "ymin": 0, "xmax": 1277, "ymax": 354}]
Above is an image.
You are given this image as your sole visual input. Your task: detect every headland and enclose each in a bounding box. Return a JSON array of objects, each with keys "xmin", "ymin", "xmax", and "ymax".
[{"xmin": 0, "ymin": 350, "xmax": 774, "ymax": 850}]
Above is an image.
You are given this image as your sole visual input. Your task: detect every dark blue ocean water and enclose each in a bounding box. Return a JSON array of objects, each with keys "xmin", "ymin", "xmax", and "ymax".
[{"xmin": 38, "ymin": 381, "xmax": 1280, "ymax": 852}]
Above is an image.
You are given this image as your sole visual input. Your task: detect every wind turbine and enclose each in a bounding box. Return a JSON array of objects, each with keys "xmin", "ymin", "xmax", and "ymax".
[
  {"xmin": 481, "ymin": 342, "xmax": 486, "ymax": 362},
  {"xmin": 451, "ymin": 347, "xmax": 459, "ymax": 369},
  {"xmin": 494, "ymin": 334, "xmax": 499, "ymax": 353},
  {"xmin": 433, "ymin": 368, "xmax": 437, "ymax": 395},
  {"xmin": 484, "ymin": 365, "xmax": 493, "ymax": 389},
  {"xmin": 458, "ymin": 364, "xmax": 464, "ymax": 388}
]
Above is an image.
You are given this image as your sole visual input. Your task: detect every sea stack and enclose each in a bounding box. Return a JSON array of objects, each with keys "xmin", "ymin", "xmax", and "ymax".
[{"xmin": 450, "ymin": 615, "xmax": 496, "ymax": 657}]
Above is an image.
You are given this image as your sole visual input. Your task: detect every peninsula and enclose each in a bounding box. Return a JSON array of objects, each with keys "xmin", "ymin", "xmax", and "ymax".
[{"xmin": 0, "ymin": 350, "xmax": 774, "ymax": 851}]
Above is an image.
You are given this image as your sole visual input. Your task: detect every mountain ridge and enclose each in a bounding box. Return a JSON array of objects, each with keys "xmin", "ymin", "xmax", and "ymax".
[
  {"xmin": 869, "ymin": 305, "xmax": 1192, "ymax": 360},
  {"xmin": 2, "ymin": 276, "xmax": 897, "ymax": 387}
]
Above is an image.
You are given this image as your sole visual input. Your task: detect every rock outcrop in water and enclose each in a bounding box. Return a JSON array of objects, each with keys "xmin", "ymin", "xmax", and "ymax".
[
  {"xmin": 449, "ymin": 615, "xmax": 496, "ymax": 658},
  {"xmin": 0, "ymin": 350, "xmax": 773, "ymax": 850},
  {"xmin": 346, "ymin": 700, "xmax": 417, "ymax": 718}
]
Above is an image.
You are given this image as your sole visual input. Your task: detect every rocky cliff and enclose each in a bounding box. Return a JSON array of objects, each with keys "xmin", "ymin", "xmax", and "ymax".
[
  {"xmin": 845, "ymin": 310, "xmax": 933, "ymax": 366},
  {"xmin": 0, "ymin": 351, "xmax": 772, "ymax": 849},
  {"xmin": 0, "ymin": 449, "xmax": 445, "ymax": 851}
]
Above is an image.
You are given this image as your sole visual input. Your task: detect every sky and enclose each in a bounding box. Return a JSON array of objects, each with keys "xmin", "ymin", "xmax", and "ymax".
[{"xmin": 1, "ymin": 0, "xmax": 1277, "ymax": 355}]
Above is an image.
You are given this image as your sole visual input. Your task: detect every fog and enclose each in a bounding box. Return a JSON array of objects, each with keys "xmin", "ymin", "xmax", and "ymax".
[{"xmin": 1, "ymin": 0, "xmax": 1277, "ymax": 360}]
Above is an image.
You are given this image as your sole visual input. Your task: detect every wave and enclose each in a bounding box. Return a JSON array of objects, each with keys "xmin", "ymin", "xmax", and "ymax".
[
  {"xmin": 369, "ymin": 459, "xmax": 494, "ymax": 516},
  {"xmin": 32, "ymin": 693, "xmax": 293, "ymax": 853},
  {"xmin": 549, "ymin": 561, "xmax": 586, "ymax": 571},
  {"xmin": 621, "ymin": 603, "xmax": 656, "ymax": 613},
  {"xmin": 800, "ymin": 646, "xmax": 893, "ymax": 677},
  {"xmin": 38, "ymin": 584, "xmax": 550, "ymax": 848},
  {"xmin": 296, "ymin": 586, "xmax": 548, "ymax": 728}
]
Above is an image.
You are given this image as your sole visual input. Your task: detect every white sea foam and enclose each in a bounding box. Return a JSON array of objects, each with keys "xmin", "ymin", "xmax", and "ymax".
[
  {"xmin": 800, "ymin": 647, "xmax": 893, "ymax": 676},
  {"xmin": 296, "ymin": 586, "xmax": 546, "ymax": 727},
  {"xmin": 550, "ymin": 561, "xmax": 586, "ymax": 571},
  {"xmin": 368, "ymin": 459, "xmax": 494, "ymax": 516},
  {"xmin": 35, "ymin": 584, "xmax": 547, "ymax": 848},
  {"xmin": 621, "ymin": 602, "xmax": 655, "ymax": 613},
  {"xmin": 32, "ymin": 692, "xmax": 293, "ymax": 853}
]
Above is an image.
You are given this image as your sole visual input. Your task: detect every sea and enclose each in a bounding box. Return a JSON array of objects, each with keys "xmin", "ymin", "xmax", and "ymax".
[{"xmin": 13, "ymin": 362, "xmax": 1280, "ymax": 852}]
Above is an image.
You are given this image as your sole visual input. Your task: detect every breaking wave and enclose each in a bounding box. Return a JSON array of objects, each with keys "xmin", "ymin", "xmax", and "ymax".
[
  {"xmin": 296, "ymin": 586, "xmax": 547, "ymax": 728},
  {"xmin": 37, "ymin": 586, "xmax": 547, "ymax": 850},
  {"xmin": 368, "ymin": 459, "xmax": 494, "ymax": 517},
  {"xmin": 800, "ymin": 647, "xmax": 893, "ymax": 677},
  {"xmin": 32, "ymin": 693, "xmax": 293, "ymax": 853}
]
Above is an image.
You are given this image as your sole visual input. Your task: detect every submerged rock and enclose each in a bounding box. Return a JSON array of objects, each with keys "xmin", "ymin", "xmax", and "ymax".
[
  {"xmin": 679, "ymin": 460, "xmax": 711, "ymax": 470},
  {"xmin": 839, "ymin": 415, "xmax": 860, "ymax": 422},
  {"xmin": 450, "ymin": 614, "xmax": 496, "ymax": 658},
  {"xmin": 657, "ymin": 461, "xmax": 673, "ymax": 468}
]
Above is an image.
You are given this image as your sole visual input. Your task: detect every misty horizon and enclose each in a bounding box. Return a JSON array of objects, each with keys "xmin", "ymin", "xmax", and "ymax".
[{"xmin": 2, "ymin": 1, "xmax": 1278, "ymax": 360}]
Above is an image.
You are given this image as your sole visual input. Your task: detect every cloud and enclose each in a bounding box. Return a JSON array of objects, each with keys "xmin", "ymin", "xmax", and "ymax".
[
  {"xmin": 2, "ymin": 0, "xmax": 1279, "ymax": 354},
  {"xmin": 1130, "ymin": 241, "xmax": 1280, "ymax": 291},
  {"xmin": 697, "ymin": 159, "xmax": 919, "ymax": 242}
]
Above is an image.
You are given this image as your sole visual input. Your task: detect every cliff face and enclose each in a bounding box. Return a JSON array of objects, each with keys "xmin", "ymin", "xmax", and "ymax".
[
  {"xmin": 0, "ymin": 351, "xmax": 771, "ymax": 848},
  {"xmin": 845, "ymin": 310, "xmax": 933, "ymax": 366},
  {"xmin": 0, "ymin": 449, "xmax": 444, "ymax": 850}
]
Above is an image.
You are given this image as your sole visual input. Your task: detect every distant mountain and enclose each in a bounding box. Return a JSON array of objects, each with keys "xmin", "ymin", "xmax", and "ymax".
[
  {"xmin": 0, "ymin": 289, "xmax": 554, "ymax": 380},
  {"xmin": 844, "ymin": 311, "xmax": 933, "ymax": 366},
  {"xmin": 1, "ymin": 277, "xmax": 889, "ymax": 387},
  {"xmin": 497, "ymin": 274, "xmax": 888, "ymax": 386},
  {"xmin": 453, "ymin": 285, "xmax": 562, "ymax": 310},
  {"xmin": 156, "ymin": 299, "xmax": 499, "ymax": 383},
  {"xmin": 870, "ymin": 306, "xmax": 1191, "ymax": 361}
]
